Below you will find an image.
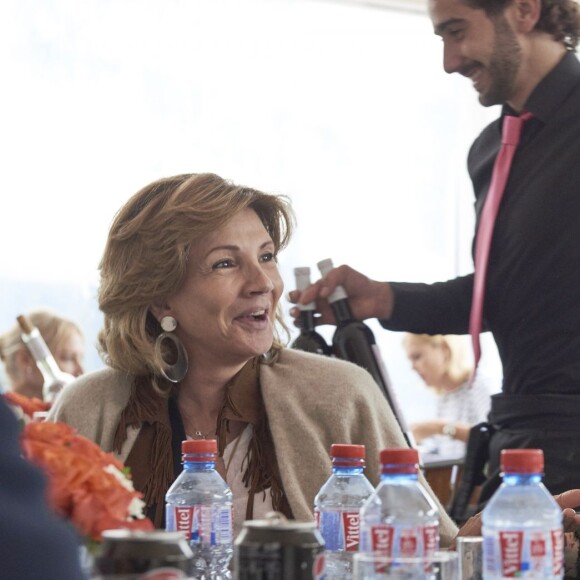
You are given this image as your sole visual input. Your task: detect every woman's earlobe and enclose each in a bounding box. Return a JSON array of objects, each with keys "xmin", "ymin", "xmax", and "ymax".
[{"xmin": 149, "ymin": 303, "xmax": 171, "ymax": 323}]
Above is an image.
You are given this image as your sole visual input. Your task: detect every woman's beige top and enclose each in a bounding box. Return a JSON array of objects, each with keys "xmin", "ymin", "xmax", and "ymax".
[{"xmin": 48, "ymin": 348, "xmax": 459, "ymax": 546}]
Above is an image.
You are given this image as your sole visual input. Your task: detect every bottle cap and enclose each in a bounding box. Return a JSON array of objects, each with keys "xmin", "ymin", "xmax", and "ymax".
[
  {"xmin": 317, "ymin": 258, "xmax": 347, "ymax": 303},
  {"xmin": 330, "ymin": 444, "xmax": 365, "ymax": 459},
  {"xmin": 330, "ymin": 444, "xmax": 365, "ymax": 467},
  {"xmin": 182, "ymin": 439, "xmax": 218, "ymax": 458},
  {"xmin": 294, "ymin": 267, "xmax": 316, "ymax": 311},
  {"xmin": 294, "ymin": 267, "xmax": 311, "ymax": 283},
  {"xmin": 380, "ymin": 448, "xmax": 419, "ymax": 474},
  {"xmin": 16, "ymin": 314, "xmax": 34, "ymax": 335},
  {"xmin": 500, "ymin": 449, "xmax": 544, "ymax": 473},
  {"xmin": 317, "ymin": 259, "xmax": 334, "ymax": 277}
]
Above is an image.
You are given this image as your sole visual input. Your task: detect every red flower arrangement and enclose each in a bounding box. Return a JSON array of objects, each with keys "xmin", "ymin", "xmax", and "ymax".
[
  {"xmin": 21, "ymin": 421, "xmax": 154, "ymax": 542},
  {"xmin": 4, "ymin": 391, "xmax": 50, "ymax": 419}
]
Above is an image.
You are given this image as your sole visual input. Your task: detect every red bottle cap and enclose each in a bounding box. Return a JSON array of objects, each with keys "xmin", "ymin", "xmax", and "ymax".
[
  {"xmin": 182, "ymin": 439, "xmax": 218, "ymax": 459},
  {"xmin": 501, "ymin": 449, "xmax": 544, "ymax": 473},
  {"xmin": 380, "ymin": 448, "xmax": 419, "ymax": 474},
  {"xmin": 330, "ymin": 444, "xmax": 366, "ymax": 467},
  {"xmin": 330, "ymin": 444, "xmax": 366, "ymax": 459}
]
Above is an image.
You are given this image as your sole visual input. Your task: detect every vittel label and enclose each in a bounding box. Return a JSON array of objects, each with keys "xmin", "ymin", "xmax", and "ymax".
[
  {"xmin": 174, "ymin": 507, "xmax": 194, "ymax": 535},
  {"xmin": 363, "ymin": 523, "xmax": 439, "ymax": 559},
  {"xmin": 342, "ymin": 511, "xmax": 361, "ymax": 551},
  {"xmin": 499, "ymin": 531, "xmax": 524, "ymax": 576},
  {"xmin": 169, "ymin": 505, "xmax": 232, "ymax": 546},
  {"xmin": 530, "ymin": 534, "xmax": 546, "ymax": 557},
  {"xmin": 551, "ymin": 529, "xmax": 564, "ymax": 576},
  {"xmin": 399, "ymin": 529, "xmax": 418, "ymax": 557},
  {"xmin": 370, "ymin": 525, "xmax": 395, "ymax": 555},
  {"xmin": 422, "ymin": 525, "xmax": 439, "ymax": 558},
  {"xmin": 317, "ymin": 510, "xmax": 361, "ymax": 551},
  {"xmin": 485, "ymin": 527, "xmax": 563, "ymax": 578}
]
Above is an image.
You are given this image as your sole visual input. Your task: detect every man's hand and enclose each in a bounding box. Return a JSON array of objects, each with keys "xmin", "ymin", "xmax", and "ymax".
[
  {"xmin": 554, "ymin": 489, "xmax": 580, "ymax": 532},
  {"xmin": 287, "ymin": 264, "xmax": 394, "ymax": 327}
]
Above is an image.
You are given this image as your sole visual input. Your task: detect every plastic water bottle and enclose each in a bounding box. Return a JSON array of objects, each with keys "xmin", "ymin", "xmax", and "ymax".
[
  {"xmin": 165, "ymin": 439, "xmax": 234, "ymax": 580},
  {"xmin": 359, "ymin": 448, "xmax": 439, "ymax": 558},
  {"xmin": 314, "ymin": 444, "xmax": 374, "ymax": 579},
  {"xmin": 482, "ymin": 449, "xmax": 563, "ymax": 579}
]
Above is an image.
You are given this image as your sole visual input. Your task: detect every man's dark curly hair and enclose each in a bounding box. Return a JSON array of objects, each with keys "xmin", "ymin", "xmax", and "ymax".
[{"xmin": 463, "ymin": 0, "xmax": 580, "ymax": 50}]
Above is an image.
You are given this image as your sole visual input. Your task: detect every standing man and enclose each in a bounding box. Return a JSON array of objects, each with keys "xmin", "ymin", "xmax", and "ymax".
[{"xmin": 291, "ymin": 0, "xmax": 580, "ymax": 503}]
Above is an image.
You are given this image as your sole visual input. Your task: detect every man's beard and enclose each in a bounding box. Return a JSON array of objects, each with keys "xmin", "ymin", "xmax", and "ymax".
[{"xmin": 479, "ymin": 14, "xmax": 522, "ymax": 107}]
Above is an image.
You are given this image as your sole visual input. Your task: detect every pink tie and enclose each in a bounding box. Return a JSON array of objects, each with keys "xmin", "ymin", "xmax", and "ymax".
[{"xmin": 469, "ymin": 112, "xmax": 533, "ymax": 370}]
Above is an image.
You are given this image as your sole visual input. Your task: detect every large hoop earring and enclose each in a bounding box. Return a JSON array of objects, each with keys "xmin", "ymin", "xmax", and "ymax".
[{"xmin": 155, "ymin": 316, "xmax": 188, "ymax": 383}]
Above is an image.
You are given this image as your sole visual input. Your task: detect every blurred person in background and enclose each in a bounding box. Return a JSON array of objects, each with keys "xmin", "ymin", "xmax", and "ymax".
[
  {"xmin": 402, "ymin": 333, "xmax": 492, "ymax": 457},
  {"xmin": 0, "ymin": 309, "xmax": 85, "ymax": 400}
]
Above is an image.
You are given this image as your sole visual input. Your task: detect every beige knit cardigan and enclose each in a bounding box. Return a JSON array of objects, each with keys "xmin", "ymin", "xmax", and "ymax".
[{"xmin": 48, "ymin": 348, "xmax": 458, "ymax": 546}]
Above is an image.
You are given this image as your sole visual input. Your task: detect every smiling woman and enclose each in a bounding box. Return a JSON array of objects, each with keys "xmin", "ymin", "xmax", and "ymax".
[
  {"xmin": 47, "ymin": 171, "xmax": 459, "ymax": 550},
  {"xmin": 150, "ymin": 208, "xmax": 284, "ymax": 369}
]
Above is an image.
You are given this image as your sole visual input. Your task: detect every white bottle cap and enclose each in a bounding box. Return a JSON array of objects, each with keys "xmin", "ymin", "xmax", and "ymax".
[
  {"xmin": 293, "ymin": 267, "xmax": 315, "ymax": 311},
  {"xmin": 316, "ymin": 258, "xmax": 347, "ymax": 302}
]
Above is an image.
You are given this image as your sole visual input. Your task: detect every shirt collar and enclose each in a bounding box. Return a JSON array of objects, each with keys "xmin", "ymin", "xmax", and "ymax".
[{"xmin": 502, "ymin": 51, "xmax": 580, "ymax": 123}]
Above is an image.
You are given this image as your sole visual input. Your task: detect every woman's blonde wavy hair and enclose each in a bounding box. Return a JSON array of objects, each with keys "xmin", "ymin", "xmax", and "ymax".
[
  {"xmin": 97, "ymin": 173, "xmax": 295, "ymax": 381},
  {"xmin": 402, "ymin": 333, "xmax": 473, "ymax": 394}
]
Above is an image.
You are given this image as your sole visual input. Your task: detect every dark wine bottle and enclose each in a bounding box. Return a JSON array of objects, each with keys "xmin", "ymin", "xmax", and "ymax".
[
  {"xmin": 317, "ymin": 259, "xmax": 415, "ymax": 448},
  {"xmin": 291, "ymin": 267, "xmax": 332, "ymax": 356}
]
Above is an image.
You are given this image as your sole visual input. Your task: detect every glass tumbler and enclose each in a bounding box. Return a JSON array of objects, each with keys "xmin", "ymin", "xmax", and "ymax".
[{"xmin": 353, "ymin": 550, "xmax": 460, "ymax": 580}]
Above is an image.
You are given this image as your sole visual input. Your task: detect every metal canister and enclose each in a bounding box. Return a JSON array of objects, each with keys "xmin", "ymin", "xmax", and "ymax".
[
  {"xmin": 234, "ymin": 512, "xmax": 325, "ymax": 579},
  {"xmin": 93, "ymin": 529, "xmax": 193, "ymax": 579}
]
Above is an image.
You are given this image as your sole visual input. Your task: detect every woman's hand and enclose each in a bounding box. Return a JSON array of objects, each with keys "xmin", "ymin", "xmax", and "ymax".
[{"xmin": 412, "ymin": 420, "xmax": 446, "ymax": 442}]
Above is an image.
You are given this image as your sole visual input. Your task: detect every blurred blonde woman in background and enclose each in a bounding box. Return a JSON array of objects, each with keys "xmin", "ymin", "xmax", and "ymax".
[
  {"xmin": 0, "ymin": 309, "xmax": 85, "ymax": 400},
  {"xmin": 402, "ymin": 333, "xmax": 492, "ymax": 457}
]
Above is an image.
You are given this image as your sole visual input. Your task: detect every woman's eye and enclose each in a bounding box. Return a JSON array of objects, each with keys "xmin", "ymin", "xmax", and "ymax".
[
  {"xmin": 261, "ymin": 252, "xmax": 276, "ymax": 263},
  {"xmin": 213, "ymin": 259, "xmax": 235, "ymax": 269}
]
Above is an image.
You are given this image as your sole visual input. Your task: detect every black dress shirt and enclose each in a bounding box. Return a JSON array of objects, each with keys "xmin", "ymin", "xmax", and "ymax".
[{"xmin": 383, "ymin": 52, "xmax": 580, "ymax": 399}]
